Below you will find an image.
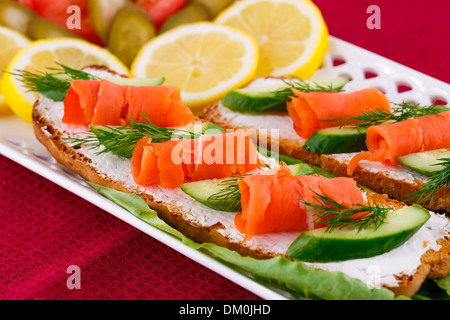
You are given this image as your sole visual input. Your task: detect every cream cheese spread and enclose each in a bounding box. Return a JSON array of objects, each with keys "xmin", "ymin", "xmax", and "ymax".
[
  {"xmin": 217, "ymin": 77, "xmax": 434, "ymax": 185},
  {"xmin": 327, "ymin": 153, "xmax": 431, "ymax": 184},
  {"xmin": 304, "ymin": 212, "xmax": 448, "ymax": 288},
  {"xmin": 215, "ymin": 77, "xmax": 305, "ymax": 143},
  {"xmin": 214, "ymin": 102, "xmax": 304, "ymax": 143},
  {"xmin": 34, "ymin": 71, "xmax": 450, "ymax": 289}
]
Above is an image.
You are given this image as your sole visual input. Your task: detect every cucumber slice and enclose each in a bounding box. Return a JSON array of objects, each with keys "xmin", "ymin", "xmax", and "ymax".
[
  {"xmin": 302, "ymin": 126, "xmax": 368, "ymax": 154},
  {"xmin": 286, "ymin": 204, "xmax": 430, "ymax": 262},
  {"xmin": 284, "ymin": 161, "xmax": 335, "ymax": 177},
  {"xmin": 397, "ymin": 149, "xmax": 450, "ymax": 177},
  {"xmin": 220, "ymin": 76, "xmax": 349, "ymax": 114},
  {"xmin": 256, "ymin": 145, "xmax": 337, "ymax": 177},
  {"xmin": 171, "ymin": 122, "xmax": 224, "ymax": 140},
  {"xmin": 256, "ymin": 145, "xmax": 303, "ymax": 165},
  {"xmin": 221, "ymin": 84, "xmax": 289, "ymax": 113},
  {"xmin": 182, "ymin": 121, "xmax": 224, "ymax": 135},
  {"xmin": 180, "ymin": 164, "xmax": 303, "ymax": 212},
  {"xmin": 180, "ymin": 178, "xmax": 240, "ymax": 212},
  {"xmin": 287, "ymin": 163, "xmax": 307, "ymax": 176},
  {"xmin": 105, "ymin": 77, "xmax": 165, "ymax": 87},
  {"xmin": 171, "ymin": 121, "xmax": 224, "ymax": 139}
]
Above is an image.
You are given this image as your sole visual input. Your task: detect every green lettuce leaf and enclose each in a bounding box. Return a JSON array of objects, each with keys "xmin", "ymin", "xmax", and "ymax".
[
  {"xmin": 412, "ymin": 278, "xmax": 450, "ymax": 300},
  {"xmin": 89, "ymin": 182, "xmax": 407, "ymax": 300},
  {"xmin": 434, "ymin": 275, "xmax": 450, "ymax": 297}
]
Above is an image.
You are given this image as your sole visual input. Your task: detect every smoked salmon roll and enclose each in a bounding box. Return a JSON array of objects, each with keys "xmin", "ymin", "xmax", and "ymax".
[
  {"xmin": 287, "ymin": 88, "xmax": 391, "ymax": 138},
  {"xmin": 62, "ymin": 79, "xmax": 194, "ymax": 127},
  {"xmin": 131, "ymin": 130, "xmax": 262, "ymax": 188},
  {"xmin": 347, "ymin": 111, "xmax": 450, "ymax": 175},
  {"xmin": 62, "ymin": 80, "xmax": 101, "ymax": 125},
  {"xmin": 234, "ymin": 166, "xmax": 366, "ymax": 240}
]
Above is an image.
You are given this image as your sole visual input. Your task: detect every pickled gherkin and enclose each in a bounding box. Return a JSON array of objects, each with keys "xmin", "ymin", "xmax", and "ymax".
[
  {"xmin": 27, "ymin": 16, "xmax": 82, "ymax": 40},
  {"xmin": 108, "ymin": 3, "xmax": 156, "ymax": 67},
  {"xmin": 0, "ymin": 0, "xmax": 37, "ymax": 35},
  {"xmin": 88, "ymin": 0, "xmax": 129, "ymax": 44},
  {"xmin": 188, "ymin": 0, "xmax": 234, "ymax": 18},
  {"xmin": 159, "ymin": 3, "xmax": 211, "ymax": 34}
]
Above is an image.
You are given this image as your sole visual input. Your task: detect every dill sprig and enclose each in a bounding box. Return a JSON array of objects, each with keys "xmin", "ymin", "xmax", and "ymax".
[
  {"xmin": 273, "ymin": 78, "xmax": 346, "ymax": 102},
  {"xmin": 64, "ymin": 114, "xmax": 197, "ymax": 158},
  {"xmin": 206, "ymin": 176, "xmax": 245, "ymax": 212},
  {"xmin": 405, "ymin": 158, "xmax": 450, "ymax": 205},
  {"xmin": 11, "ymin": 63, "xmax": 99, "ymax": 101},
  {"xmin": 323, "ymin": 101, "xmax": 448, "ymax": 130},
  {"xmin": 221, "ymin": 77, "xmax": 347, "ymax": 113},
  {"xmin": 302, "ymin": 190, "xmax": 391, "ymax": 233},
  {"xmin": 205, "ymin": 163, "xmax": 273, "ymax": 212},
  {"xmin": 206, "ymin": 178, "xmax": 392, "ymax": 232}
]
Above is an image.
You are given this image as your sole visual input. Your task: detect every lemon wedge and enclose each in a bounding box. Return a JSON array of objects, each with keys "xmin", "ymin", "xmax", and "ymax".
[
  {"xmin": 131, "ymin": 22, "xmax": 259, "ymax": 113},
  {"xmin": 215, "ymin": 0, "xmax": 329, "ymax": 79},
  {"xmin": 1, "ymin": 37, "xmax": 129, "ymax": 123},
  {"xmin": 0, "ymin": 26, "xmax": 31, "ymax": 116}
]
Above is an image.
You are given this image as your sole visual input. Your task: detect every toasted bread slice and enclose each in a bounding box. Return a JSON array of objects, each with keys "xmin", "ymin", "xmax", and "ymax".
[
  {"xmin": 202, "ymin": 101, "xmax": 450, "ymax": 212},
  {"xmin": 31, "ymin": 67, "xmax": 450, "ymax": 298}
]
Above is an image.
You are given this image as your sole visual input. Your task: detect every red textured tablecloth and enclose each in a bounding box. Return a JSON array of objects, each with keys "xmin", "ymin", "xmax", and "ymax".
[{"xmin": 1, "ymin": 1, "xmax": 449, "ymax": 300}]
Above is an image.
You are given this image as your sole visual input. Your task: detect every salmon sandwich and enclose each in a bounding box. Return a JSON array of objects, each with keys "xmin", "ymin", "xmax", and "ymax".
[
  {"xmin": 27, "ymin": 66, "xmax": 450, "ymax": 300},
  {"xmin": 202, "ymin": 76, "xmax": 450, "ymax": 213}
]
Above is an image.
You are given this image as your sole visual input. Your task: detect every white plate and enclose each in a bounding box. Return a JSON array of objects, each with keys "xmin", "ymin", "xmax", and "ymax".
[{"xmin": 0, "ymin": 36, "xmax": 449, "ymax": 300}]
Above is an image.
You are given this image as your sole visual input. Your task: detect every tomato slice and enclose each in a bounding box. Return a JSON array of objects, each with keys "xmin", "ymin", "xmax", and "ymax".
[
  {"xmin": 18, "ymin": 0, "xmax": 103, "ymax": 45},
  {"xmin": 133, "ymin": 0, "xmax": 186, "ymax": 30}
]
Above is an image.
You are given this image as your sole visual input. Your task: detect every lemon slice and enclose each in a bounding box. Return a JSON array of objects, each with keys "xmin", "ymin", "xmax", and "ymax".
[
  {"xmin": 215, "ymin": 0, "xmax": 329, "ymax": 79},
  {"xmin": 131, "ymin": 22, "xmax": 259, "ymax": 113},
  {"xmin": 1, "ymin": 37, "xmax": 129, "ymax": 123},
  {"xmin": 0, "ymin": 26, "xmax": 31, "ymax": 116}
]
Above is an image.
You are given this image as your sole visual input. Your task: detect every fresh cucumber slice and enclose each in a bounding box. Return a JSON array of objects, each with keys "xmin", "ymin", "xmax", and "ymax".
[
  {"xmin": 257, "ymin": 145, "xmax": 336, "ymax": 177},
  {"xmin": 397, "ymin": 149, "xmax": 450, "ymax": 177},
  {"xmin": 302, "ymin": 126, "xmax": 368, "ymax": 154},
  {"xmin": 256, "ymin": 145, "xmax": 304, "ymax": 165},
  {"xmin": 221, "ymin": 84, "xmax": 289, "ymax": 114},
  {"xmin": 220, "ymin": 76, "xmax": 349, "ymax": 114},
  {"xmin": 181, "ymin": 122, "xmax": 224, "ymax": 135},
  {"xmin": 287, "ymin": 163, "xmax": 307, "ymax": 176},
  {"xmin": 105, "ymin": 77, "xmax": 165, "ymax": 86},
  {"xmin": 286, "ymin": 204, "xmax": 430, "ymax": 262},
  {"xmin": 180, "ymin": 164, "xmax": 304, "ymax": 212},
  {"xmin": 172, "ymin": 122, "xmax": 224, "ymax": 139},
  {"xmin": 284, "ymin": 161, "xmax": 334, "ymax": 177},
  {"xmin": 180, "ymin": 178, "xmax": 240, "ymax": 212}
]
